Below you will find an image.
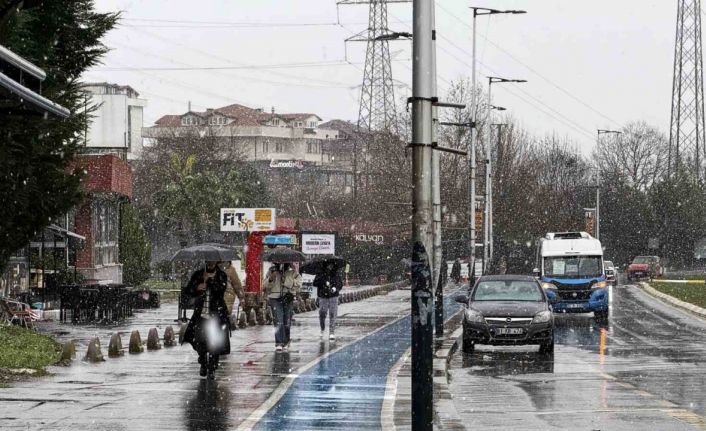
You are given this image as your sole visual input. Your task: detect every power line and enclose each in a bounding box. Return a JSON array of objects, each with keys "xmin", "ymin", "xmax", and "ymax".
[
  {"xmin": 387, "ymin": 11, "xmax": 596, "ymax": 141},
  {"xmin": 95, "ymin": 60, "xmax": 355, "ymax": 72},
  {"xmin": 435, "ymin": 3, "xmax": 621, "ymax": 128}
]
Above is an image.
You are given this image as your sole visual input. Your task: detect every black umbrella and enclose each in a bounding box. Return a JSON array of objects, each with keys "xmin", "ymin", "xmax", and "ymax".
[
  {"xmin": 261, "ymin": 248, "xmax": 307, "ymax": 263},
  {"xmin": 300, "ymin": 256, "xmax": 348, "ymax": 275},
  {"xmin": 171, "ymin": 244, "xmax": 239, "ymax": 262}
]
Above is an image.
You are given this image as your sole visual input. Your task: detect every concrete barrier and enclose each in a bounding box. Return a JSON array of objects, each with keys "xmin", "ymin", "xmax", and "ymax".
[
  {"xmin": 178, "ymin": 323, "xmax": 187, "ymax": 345},
  {"xmin": 84, "ymin": 337, "xmax": 105, "ymax": 362},
  {"xmin": 60, "ymin": 340, "xmax": 76, "ymax": 363},
  {"xmin": 147, "ymin": 328, "xmax": 162, "ymax": 350},
  {"xmin": 247, "ymin": 308, "xmax": 257, "ymax": 326},
  {"xmin": 238, "ymin": 310, "xmax": 248, "ymax": 328},
  {"xmin": 129, "ymin": 330, "xmax": 144, "ymax": 354},
  {"xmin": 163, "ymin": 326, "xmax": 176, "ymax": 347},
  {"xmin": 108, "ymin": 333, "xmax": 124, "ymax": 358}
]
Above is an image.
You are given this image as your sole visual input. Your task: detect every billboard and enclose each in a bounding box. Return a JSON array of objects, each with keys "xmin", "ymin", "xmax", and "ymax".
[
  {"xmin": 220, "ymin": 208, "xmax": 276, "ymax": 232},
  {"xmin": 302, "ymin": 233, "xmax": 336, "ymax": 255}
]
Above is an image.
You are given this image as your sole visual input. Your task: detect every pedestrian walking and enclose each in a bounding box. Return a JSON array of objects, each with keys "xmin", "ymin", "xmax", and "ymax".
[
  {"xmin": 263, "ymin": 262, "xmax": 302, "ymax": 352},
  {"xmin": 314, "ymin": 262, "xmax": 343, "ymax": 340},
  {"xmin": 451, "ymin": 258, "xmax": 462, "ymax": 284},
  {"xmin": 181, "ymin": 261, "xmax": 231, "ymax": 379}
]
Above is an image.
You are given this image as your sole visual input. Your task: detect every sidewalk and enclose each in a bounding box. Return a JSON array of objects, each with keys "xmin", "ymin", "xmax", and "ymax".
[{"xmin": 0, "ymin": 284, "xmax": 409, "ymax": 430}]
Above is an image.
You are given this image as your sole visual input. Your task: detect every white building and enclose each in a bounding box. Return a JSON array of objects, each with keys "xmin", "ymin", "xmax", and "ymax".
[
  {"xmin": 144, "ymin": 103, "xmax": 339, "ymax": 166},
  {"xmin": 82, "ymin": 83, "xmax": 147, "ymax": 160}
]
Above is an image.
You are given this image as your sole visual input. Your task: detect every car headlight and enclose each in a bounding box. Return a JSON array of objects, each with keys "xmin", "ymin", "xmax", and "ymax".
[
  {"xmin": 541, "ymin": 282, "xmax": 556, "ymax": 290},
  {"xmin": 592, "ymin": 281, "xmax": 608, "ymax": 289},
  {"xmin": 465, "ymin": 308, "xmax": 484, "ymax": 324},
  {"xmin": 532, "ymin": 310, "xmax": 552, "ymax": 324}
]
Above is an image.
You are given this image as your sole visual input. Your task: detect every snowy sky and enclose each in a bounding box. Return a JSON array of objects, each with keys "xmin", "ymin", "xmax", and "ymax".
[{"xmin": 85, "ymin": 0, "xmax": 676, "ymax": 154}]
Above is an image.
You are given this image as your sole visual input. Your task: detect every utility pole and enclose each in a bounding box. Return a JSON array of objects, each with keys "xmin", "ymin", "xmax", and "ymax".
[
  {"xmin": 411, "ymin": 0, "xmax": 434, "ymax": 428},
  {"xmin": 484, "ymin": 77, "xmax": 526, "ymax": 273},
  {"xmin": 430, "ymin": 2, "xmax": 444, "ymax": 338}
]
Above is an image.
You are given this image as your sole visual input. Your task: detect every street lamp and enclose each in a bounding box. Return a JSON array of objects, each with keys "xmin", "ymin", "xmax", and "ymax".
[
  {"xmin": 483, "ymin": 76, "xmax": 526, "ymax": 273},
  {"xmin": 594, "ymin": 129, "xmax": 622, "ymax": 240},
  {"xmin": 468, "ymin": 7, "xmax": 526, "ymax": 280}
]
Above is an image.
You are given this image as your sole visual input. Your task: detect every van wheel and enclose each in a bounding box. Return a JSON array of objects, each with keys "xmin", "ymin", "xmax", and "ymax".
[
  {"xmin": 595, "ymin": 310, "xmax": 609, "ymax": 324},
  {"xmin": 461, "ymin": 332, "xmax": 475, "ymax": 354}
]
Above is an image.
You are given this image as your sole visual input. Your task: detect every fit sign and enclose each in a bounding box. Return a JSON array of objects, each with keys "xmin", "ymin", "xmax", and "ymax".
[{"xmin": 220, "ymin": 208, "xmax": 276, "ymax": 232}]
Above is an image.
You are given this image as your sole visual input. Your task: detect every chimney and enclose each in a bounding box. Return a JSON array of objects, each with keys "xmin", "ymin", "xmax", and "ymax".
[
  {"xmin": 271, "ymin": 106, "xmax": 275, "ymax": 115},
  {"xmin": 188, "ymin": 101, "xmax": 191, "ymax": 112}
]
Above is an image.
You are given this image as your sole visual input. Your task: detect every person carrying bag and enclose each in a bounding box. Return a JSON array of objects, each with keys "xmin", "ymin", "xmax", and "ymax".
[{"xmin": 263, "ymin": 263, "xmax": 302, "ymax": 352}]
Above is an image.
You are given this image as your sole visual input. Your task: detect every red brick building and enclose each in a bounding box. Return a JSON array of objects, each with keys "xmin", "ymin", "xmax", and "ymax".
[{"xmin": 70, "ymin": 154, "xmax": 133, "ymax": 284}]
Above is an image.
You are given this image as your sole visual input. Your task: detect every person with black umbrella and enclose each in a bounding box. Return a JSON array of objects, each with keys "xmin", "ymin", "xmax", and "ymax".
[
  {"xmin": 314, "ymin": 262, "xmax": 343, "ymax": 340},
  {"xmin": 181, "ymin": 261, "xmax": 231, "ymax": 379},
  {"xmin": 263, "ymin": 262, "xmax": 302, "ymax": 352}
]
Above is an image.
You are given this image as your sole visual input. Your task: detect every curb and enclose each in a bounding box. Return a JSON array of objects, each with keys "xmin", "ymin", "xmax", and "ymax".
[
  {"xmin": 432, "ymin": 312, "xmax": 466, "ymax": 430},
  {"xmin": 640, "ymin": 281, "xmax": 706, "ymax": 320}
]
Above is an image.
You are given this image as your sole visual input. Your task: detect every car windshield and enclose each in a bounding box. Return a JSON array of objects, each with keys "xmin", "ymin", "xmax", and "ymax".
[
  {"xmin": 633, "ymin": 256, "xmax": 654, "ymax": 264},
  {"xmin": 544, "ymin": 256, "xmax": 603, "ymax": 278},
  {"xmin": 472, "ymin": 281, "xmax": 543, "ymax": 302},
  {"xmin": 604, "ymin": 261, "xmax": 614, "ymax": 268}
]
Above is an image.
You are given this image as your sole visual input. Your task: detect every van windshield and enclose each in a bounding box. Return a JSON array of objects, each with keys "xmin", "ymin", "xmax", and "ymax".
[{"xmin": 544, "ymin": 256, "xmax": 603, "ymax": 279}]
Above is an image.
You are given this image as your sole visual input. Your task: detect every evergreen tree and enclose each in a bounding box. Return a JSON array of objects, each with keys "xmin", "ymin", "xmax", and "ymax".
[
  {"xmin": 119, "ymin": 202, "xmax": 151, "ymax": 286},
  {"xmin": 0, "ymin": 1, "xmax": 119, "ymax": 268}
]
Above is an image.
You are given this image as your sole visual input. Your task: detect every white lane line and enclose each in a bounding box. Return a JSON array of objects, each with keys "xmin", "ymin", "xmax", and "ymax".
[
  {"xmin": 235, "ymin": 309, "xmax": 410, "ymax": 431},
  {"xmin": 380, "ymin": 347, "xmax": 410, "ymax": 431}
]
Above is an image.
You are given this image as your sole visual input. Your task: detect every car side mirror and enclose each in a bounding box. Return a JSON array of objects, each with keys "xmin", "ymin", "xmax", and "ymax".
[
  {"xmin": 532, "ymin": 268, "xmax": 540, "ymax": 277},
  {"xmin": 454, "ymin": 294, "xmax": 469, "ymax": 305}
]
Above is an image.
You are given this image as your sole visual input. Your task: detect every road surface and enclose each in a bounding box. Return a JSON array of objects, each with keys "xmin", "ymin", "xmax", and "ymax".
[{"xmin": 447, "ymin": 282, "xmax": 706, "ymax": 430}]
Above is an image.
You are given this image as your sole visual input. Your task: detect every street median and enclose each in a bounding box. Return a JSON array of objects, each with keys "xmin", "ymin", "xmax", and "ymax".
[{"xmin": 640, "ymin": 281, "xmax": 706, "ymax": 320}]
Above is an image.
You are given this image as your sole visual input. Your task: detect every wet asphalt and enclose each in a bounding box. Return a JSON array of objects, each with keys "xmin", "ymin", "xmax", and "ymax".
[
  {"xmin": 448, "ymin": 281, "xmax": 706, "ymax": 430},
  {"xmin": 0, "ymin": 285, "xmax": 414, "ymax": 430}
]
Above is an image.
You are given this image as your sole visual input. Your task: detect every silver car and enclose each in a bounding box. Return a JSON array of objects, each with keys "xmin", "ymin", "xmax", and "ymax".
[{"xmin": 604, "ymin": 260, "xmax": 616, "ymax": 285}]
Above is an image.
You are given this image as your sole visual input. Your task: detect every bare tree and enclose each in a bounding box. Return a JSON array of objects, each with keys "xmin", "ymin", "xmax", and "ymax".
[{"xmin": 593, "ymin": 121, "xmax": 668, "ymax": 191}]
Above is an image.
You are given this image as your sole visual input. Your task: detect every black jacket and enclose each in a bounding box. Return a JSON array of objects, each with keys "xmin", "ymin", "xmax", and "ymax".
[
  {"xmin": 181, "ymin": 267, "xmax": 231, "ymax": 355},
  {"xmin": 314, "ymin": 272, "xmax": 343, "ymax": 298}
]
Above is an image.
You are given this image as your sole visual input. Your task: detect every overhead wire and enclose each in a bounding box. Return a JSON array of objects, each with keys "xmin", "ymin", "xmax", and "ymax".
[
  {"xmin": 435, "ymin": 2, "xmax": 621, "ymax": 128},
  {"xmin": 387, "ymin": 11, "xmax": 596, "ymax": 141}
]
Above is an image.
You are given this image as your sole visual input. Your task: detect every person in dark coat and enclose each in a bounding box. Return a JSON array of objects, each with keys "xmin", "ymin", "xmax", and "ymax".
[
  {"xmin": 181, "ymin": 261, "xmax": 231, "ymax": 379},
  {"xmin": 451, "ymin": 258, "xmax": 462, "ymax": 284},
  {"xmin": 314, "ymin": 263, "xmax": 343, "ymax": 340}
]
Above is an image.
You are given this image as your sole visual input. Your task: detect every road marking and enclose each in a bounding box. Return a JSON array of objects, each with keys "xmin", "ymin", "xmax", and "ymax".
[
  {"xmin": 235, "ymin": 310, "xmax": 410, "ymax": 431},
  {"xmin": 380, "ymin": 347, "xmax": 410, "ymax": 431}
]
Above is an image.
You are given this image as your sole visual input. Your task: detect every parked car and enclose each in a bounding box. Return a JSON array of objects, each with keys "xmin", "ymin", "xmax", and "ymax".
[
  {"xmin": 454, "ymin": 275, "xmax": 555, "ymax": 355},
  {"xmin": 604, "ymin": 260, "xmax": 617, "ymax": 285},
  {"xmin": 626, "ymin": 256, "xmax": 663, "ymax": 281}
]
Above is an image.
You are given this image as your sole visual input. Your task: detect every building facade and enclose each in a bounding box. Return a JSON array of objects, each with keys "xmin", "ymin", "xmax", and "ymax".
[
  {"xmin": 82, "ymin": 82, "xmax": 147, "ymax": 160},
  {"xmin": 145, "ymin": 103, "xmax": 339, "ymax": 167}
]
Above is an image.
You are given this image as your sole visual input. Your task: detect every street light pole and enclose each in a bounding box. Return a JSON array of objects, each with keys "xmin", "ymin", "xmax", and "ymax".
[
  {"xmin": 484, "ymin": 77, "xmax": 526, "ymax": 273},
  {"xmin": 469, "ymin": 6, "xmax": 525, "ymax": 280},
  {"xmin": 596, "ymin": 129, "xmax": 622, "ymax": 240},
  {"xmin": 411, "ymin": 0, "xmax": 434, "ymax": 429},
  {"xmin": 431, "ymin": 1, "xmax": 444, "ymax": 338}
]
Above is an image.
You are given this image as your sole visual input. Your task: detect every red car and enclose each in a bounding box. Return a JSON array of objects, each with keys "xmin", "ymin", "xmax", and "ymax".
[{"xmin": 626, "ymin": 256, "xmax": 663, "ymax": 281}]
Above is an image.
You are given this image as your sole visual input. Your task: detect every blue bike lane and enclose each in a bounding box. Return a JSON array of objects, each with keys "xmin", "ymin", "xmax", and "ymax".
[{"xmin": 252, "ymin": 290, "xmax": 462, "ymax": 430}]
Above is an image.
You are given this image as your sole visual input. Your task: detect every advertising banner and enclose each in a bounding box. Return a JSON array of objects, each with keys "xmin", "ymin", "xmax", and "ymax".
[
  {"xmin": 220, "ymin": 208, "xmax": 276, "ymax": 232},
  {"xmin": 302, "ymin": 233, "xmax": 336, "ymax": 255}
]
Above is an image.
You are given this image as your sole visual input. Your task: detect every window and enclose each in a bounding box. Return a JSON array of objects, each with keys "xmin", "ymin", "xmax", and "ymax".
[
  {"xmin": 472, "ymin": 281, "xmax": 543, "ymax": 302},
  {"xmin": 262, "ymin": 141, "xmax": 269, "ymax": 153},
  {"xmin": 543, "ymin": 256, "xmax": 602, "ymax": 278},
  {"xmin": 307, "ymin": 140, "xmax": 319, "ymax": 154},
  {"xmin": 297, "ymin": 121, "xmax": 303, "ymax": 127},
  {"xmin": 272, "ymin": 118, "xmax": 280, "ymax": 126},
  {"xmin": 275, "ymin": 142, "xmax": 285, "ymax": 153},
  {"xmin": 309, "ymin": 121, "xmax": 317, "ymax": 128},
  {"xmin": 92, "ymin": 200, "xmax": 119, "ymax": 266}
]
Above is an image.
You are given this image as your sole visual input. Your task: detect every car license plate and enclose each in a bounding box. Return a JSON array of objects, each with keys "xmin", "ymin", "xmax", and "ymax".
[
  {"xmin": 567, "ymin": 303, "xmax": 584, "ymax": 308},
  {"xmin": 496, "ymin": 327, "xmax": 524, "ymax": 335}
]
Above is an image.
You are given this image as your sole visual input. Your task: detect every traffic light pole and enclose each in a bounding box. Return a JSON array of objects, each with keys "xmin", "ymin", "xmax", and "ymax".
[{"xmin": 411, "ymin": 0, "xmax": 434, "ymax": 429}]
